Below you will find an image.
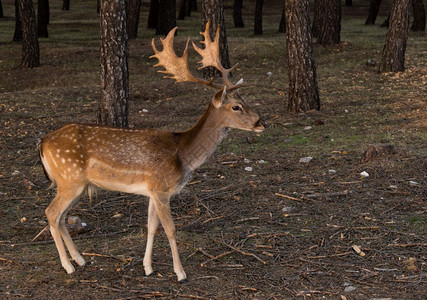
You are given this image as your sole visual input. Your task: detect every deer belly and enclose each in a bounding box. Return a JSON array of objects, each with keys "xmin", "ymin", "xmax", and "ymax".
[{"xmin": 87, "ymin": 159, "xmax": 151, "ymax": 196}]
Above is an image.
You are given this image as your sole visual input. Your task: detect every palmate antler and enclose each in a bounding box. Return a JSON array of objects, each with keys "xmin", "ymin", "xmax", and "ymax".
[{"xmin": 151, "ymin": 21, "xmax": 241, "ymax": 90}]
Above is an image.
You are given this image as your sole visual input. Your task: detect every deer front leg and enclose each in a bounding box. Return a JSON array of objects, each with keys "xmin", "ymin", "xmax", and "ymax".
[
  {"xmin": 152, "ymin": 194, "xmax": 187, "ymax": 282},
  {"xmin": 143, "ymin": 198, "xmax": 159, "ymax": 277}
]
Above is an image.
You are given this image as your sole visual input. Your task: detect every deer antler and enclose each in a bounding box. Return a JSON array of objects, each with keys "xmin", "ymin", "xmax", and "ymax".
[
  {"xmin": 151, "ymin": 22, "xmax": 241, "ymax": 90},
  {"xmin": 192, "ymin": 21, "xmax": 239, "ymax": 89}
]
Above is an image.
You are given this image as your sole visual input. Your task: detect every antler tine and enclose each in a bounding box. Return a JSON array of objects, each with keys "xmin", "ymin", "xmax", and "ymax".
[
  {"xmin": 192, "ymin": 21, "xmax": 241, "ymax": 90},
  {"xmin": 151, "ymin": 27, "xmax": 211, "ymax": 85}
]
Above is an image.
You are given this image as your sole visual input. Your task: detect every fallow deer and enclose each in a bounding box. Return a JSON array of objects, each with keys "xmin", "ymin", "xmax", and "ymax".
[{"xmin": 39, "ymin": 22, "xmax": 265, "ymax": 282}]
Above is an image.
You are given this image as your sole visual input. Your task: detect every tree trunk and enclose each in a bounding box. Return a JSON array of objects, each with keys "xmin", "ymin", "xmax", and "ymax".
[
  {"xmin": 233, "ymin": 0, "xmax": 244, "ymax": 27},
  {"xmin": 147, "ymin": 0, "xmax": 159, "ymax": 29},
  {"xmin": 178, "ymin": 0, "xmax": 186, "ymax": 20},
  {"xmin": 411, "ymin": 0, "xmax": 425, "ymax": 31},
  {"xmin": 18, "ymin": 0, "xmax": 40, "ymax": 67},
  {"xmin": 254, "ymin": 0, "xmax": 263, "ymax": 35},
  {"xmin": 312, "ymin": 0, "xmax": 320, "ymax": 37},
  {"xmin": 380, "ymin": 13, "xmax": 390, "ymax": 27},
  {"xmin": 379, "ymin": 0, "xmax": 410, "ymax": 73},
  {"xmin": 99, "ymin": 0, "xmax": 129, "ymax": 127},
  {"xmin": 37, "ymin": 0, "xmax": 49, "ymax": 38},
  {"xmin": 279, "ymin": 1, "xmax": 286, "ymax": 33},
  {"xmin": 285, "ymin": 0, "xmax": 320, "ymax": 112},
  {"xmin": 365, "ymin": 0, "xmax": 382, "ymax": 25},
  {"xmin": 127, "ymin": 0, "xmax": 141, "ymax": 39},
  {"xmin": 62, "ymin": 0, "xmax": 70, "ymax": 11},
  {"xmin": 13, "ymin": 0, "xmax": 22, "ymax": 42},
  {"xmin": 0, "ymin": 0, "xmax": 4, "ymax": 18},
  {"xmin": 201, "ymin": 0, "xmax": 231, "ymax": 78},
  {"xmin": 316, "ymin": 0, "xmax": 341, "ymax": 45},
  {"xmin": 156, "ymin": 0, "xmax": 176, "ymax": 35}
]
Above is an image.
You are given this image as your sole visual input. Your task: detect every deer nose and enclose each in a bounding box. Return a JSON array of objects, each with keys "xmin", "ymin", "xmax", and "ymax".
[
  {"xmin": 258, "ymin": 118, "xmax": 267, "ymax": 128},
  {"xmin": 255, "ymin": 118, "xmax": 267, "ymax": 130}
]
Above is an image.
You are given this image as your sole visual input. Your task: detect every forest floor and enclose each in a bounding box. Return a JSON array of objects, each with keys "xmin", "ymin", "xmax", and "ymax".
[{"xmin": 0, "ymin": 1, "xmax": 426, "ymax": 299}]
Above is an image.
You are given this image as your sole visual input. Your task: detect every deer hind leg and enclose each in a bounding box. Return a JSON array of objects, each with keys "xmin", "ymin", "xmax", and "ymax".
[
  {"xmin": 143, "ymin": 198, "xmax": 160, "ymax": 277},
  {"xmin": 151, "ymin": 193, "xmax": 187, "ymax": 282},
  {"xmin": 45, "ymin": 185, "xmax": 84, "ymax": 274}
]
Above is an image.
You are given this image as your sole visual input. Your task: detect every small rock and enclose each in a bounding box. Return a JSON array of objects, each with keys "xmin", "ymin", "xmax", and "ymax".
[
  {"xmin": 12, "ymin": 170, "xmax": 20, "ymax": 176},
  {"xmin": 257, "ymin": 159, "xmax": 267, "ymax": 164},
  {"xmin": 282, "ymin": 206, "xmax": 294, "ymax": 213},
  {"xmin": 142, "ymin": 109, "xmax": 149, "ymax": 113},
  {"xmin": 244, "ymin": 167, "xmax": 253, "ymax": 172},
  {"xmin": 344, "ymin": 286, "xmax": 357, "ymax": 293},
  {"xmin": 360, "ymin": 171, "xmax": 369, "ymax": 178},
  {"xmin": 313, "ymin": 119, "xmax": 324, "ymax": 125},
  {"xmin": 266, "ymin": 71, "xmax": 273, "ymax": 77},
  {"xmin": 299, "ymin": 156, "xmax": 313, "ymax": 163},
  {"xmin": 244, "ymin": 158, "xmax": 251, "ymax": 164},
  {"xmin": 329, "ymin": 169, "xmax": 337, "ymax": 174},
  {"xmin": 367, "ymin": 59, "xmax": 377, "ymax": 67},
  {"xmin": 409, "ymin": 180, "xmax": 420, "ymax": 187},
  {"xmin": 361, "ymin": 144, "xmax": 396, "ymax": 163},
  {"xmin": 304, "ymin": 126, "xmax": 312, "ymax": 130}
]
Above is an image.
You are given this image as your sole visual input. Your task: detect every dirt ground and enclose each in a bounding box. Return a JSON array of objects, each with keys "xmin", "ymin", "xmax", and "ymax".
[{"xmin": 0, "ymin": 1, "xmax": 426, "ymax": 299}]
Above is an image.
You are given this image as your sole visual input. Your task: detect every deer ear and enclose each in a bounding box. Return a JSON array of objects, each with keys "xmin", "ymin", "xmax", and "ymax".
[{"xmin": 212, "ymin": 86, "xmax": 226, "ymax": 108}]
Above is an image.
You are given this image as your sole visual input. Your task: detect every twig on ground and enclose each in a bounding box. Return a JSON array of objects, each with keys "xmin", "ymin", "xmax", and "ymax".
[
  {"xmin": 200, "ymin": 251, "xmax": 234, "ymax": 267},
  {"xmin": 304, "ymin": 190, "xmax": 349, "ymax": 199},
  {"xmin": 388, "ymin": 243, "xmax": 427, "ymax": 247},
  {"xmin": 220, "ymin": 241, "xmax": 267, "ymax": 265},
  {"xmin": 275, "ymin": 193, "xmax": 302, "ymax": 202}
]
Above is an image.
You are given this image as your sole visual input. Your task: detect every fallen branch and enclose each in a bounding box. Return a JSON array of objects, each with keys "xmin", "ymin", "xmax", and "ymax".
[
  {"xmin": 247, "ymin": 232, "xmax": 290, "ymax": 238},
  {"xmin": 306, "ymin": 252, "xmax": 352, "ymax": 259},
  {"xmin": 388, "ymin": 243, "xmax": 427, "ymax": 247},
  {"xmin": 220, "ymin": 241, "xmax": 267, "ymax": 265},
  {"xmin": 197, "ymin": 248, "xmax": 214, "ymax": 259},
  {"xmin": 304, "ymin": 190, "xmax": 349, "ymax": 199},
  {"xmin": 275, "ymin": 193, "xmax": 302, "ymax": 202},
  {"xmin": 200, "ymin": 251, "xmax": 234, "ymax": 267},
  {"xmin": 82, "ymin": 252, "xmax": 123, "ymax": 260}
]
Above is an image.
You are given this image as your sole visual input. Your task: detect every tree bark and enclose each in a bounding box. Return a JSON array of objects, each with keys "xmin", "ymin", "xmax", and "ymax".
[
  {"xmin": 233, "ymin": 0, "xmax": 244, "ymax": 27},
  {"xmin": 365, "ymin": 0, "xmax": 382, "ymax": 25},
  {"xmin": 18, "ymin": 0, "xmax": 40, "ymax": 67},
  {"xmin": 411, "ymin": 0, "xmax": 425, "ymax": 31},
  {"xmin": 156, "ymin": 0, "xmax": 176, "ymax": 35},
  {"xmin": 312, "ymin": 0, "xmax": 320, "ymax": 37},
  {"xmin": 13, "ymin": 0, "xmax": 22, "ymax": 42},
  {"xmin": 285, "ymin": 0, "xmax": 320, "ymax": 112},
  {"xmin": 62, "ymin": 0, "xmax": 70, "ymax": 11},
  {"xmin": 37, "ymin": 0, "xmax": 49, "ymax": 38},
  {"xmin": 147, "ymin": 0, "xmax": 159, "ymax": 29},
  {"xmin": 201, "ymin": 0, "xmax": 231, "ymax": 78},
  {"xmin": 279, "ymin": 1, "xmax": 286, "ymax": 33},
  {"xmin": 99, "ymin": 0, "xmax": 129, "ymax": 127},
  {"xmin": 0, "ymin": 0, "xmax": 4, "ymax": 18},
  {"xmin": 254, "ymin": 0, "xmax": 263, "ymax": 35},
  {"xmin": 178, "ymin": 0, "xmax": 186, "ymax": 20},
  {"xmin": 316, "ymin": 0, "xmax": 341, "ymax": 45},
  {"xmin": 379, "ymin": 0, "xmax": 410, "ymax": 73},
  {"xmin": 127, "ymin": 0, "xmax": 141, "ymax": 39}
]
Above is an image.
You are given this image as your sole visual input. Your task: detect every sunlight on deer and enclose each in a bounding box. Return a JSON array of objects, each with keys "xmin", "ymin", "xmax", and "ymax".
[{"xmin": 39, "ymin": 21, "xmax": 265, "ymax": 282}]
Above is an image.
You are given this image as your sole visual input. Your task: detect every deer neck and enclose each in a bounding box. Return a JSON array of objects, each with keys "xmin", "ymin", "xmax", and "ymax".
[{"xmin": 176, "ymin": 104, "xmax": 228, "ymax": 173}]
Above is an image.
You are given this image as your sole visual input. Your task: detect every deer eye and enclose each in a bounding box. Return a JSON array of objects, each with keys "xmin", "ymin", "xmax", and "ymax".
[{"xmin": 232, "ymin": 105, "xmax": 241, "ymax": 111}]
